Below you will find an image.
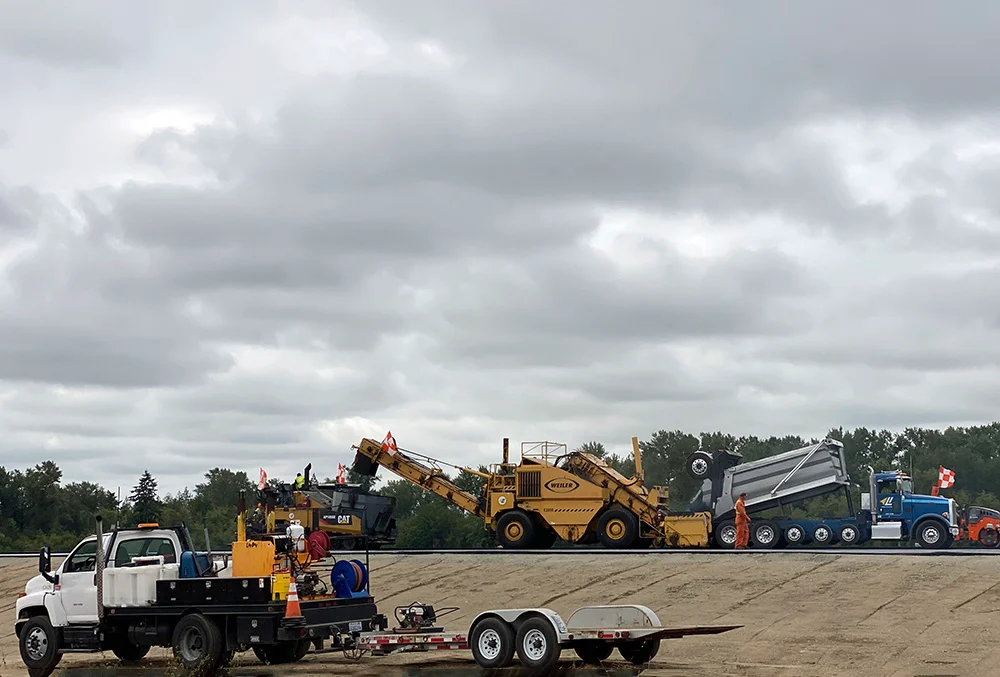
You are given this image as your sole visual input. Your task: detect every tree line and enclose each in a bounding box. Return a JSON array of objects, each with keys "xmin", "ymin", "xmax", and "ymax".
[{"xmin": 2, "ymin": 423, "xmax": 999, "ymax": 552}]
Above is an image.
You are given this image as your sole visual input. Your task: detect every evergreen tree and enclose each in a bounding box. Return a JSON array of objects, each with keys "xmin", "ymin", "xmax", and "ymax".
[{"xmin": 129, "ymin": 470, "xmax": 162, "ymax": 524}]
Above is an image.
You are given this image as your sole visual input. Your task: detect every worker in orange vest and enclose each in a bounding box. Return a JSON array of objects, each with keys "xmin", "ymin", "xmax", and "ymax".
[{"xmin": 734, "ymin": 492, "xmax": 751, "ymax": 549}]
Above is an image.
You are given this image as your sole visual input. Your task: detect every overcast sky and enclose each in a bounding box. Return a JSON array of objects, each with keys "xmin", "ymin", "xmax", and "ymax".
[{"xmin": 3, "ymin": 1, "xmax": 1000, "ymax": 496}]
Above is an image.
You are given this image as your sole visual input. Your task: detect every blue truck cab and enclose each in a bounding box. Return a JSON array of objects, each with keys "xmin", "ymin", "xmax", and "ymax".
[{"xmin": 862, "ymin": 469, "xmax": 959, "ymax": 548}]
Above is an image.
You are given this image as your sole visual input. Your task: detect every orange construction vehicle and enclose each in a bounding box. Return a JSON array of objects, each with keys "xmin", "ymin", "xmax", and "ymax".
[{"xmin": 959, "ymin": 505, "xmax": 1000, "ymax": 547}]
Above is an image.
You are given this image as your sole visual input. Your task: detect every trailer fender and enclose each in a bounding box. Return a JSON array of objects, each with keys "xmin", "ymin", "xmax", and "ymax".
[
  {"xmin": 566, "ymin": 605, "xmax": 661, "ymax": 631},
  {"xmin": 469, "ymin": 609, "xmax": 571, "ymax": 643}
]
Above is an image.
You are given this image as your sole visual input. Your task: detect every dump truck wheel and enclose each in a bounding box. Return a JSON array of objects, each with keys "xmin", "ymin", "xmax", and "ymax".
[
  {"xmin": 783, "ymin": 524, "xmax": 806, "ymax": 546},
  {"xmin": 811, "ymin": 523, "xmax": 835, "ymax": 546},
  {"xmin": 497, "ymin": 510, "xmax": 536, "ymax": 549},
  {"xmin": 470, "ymin": 617, "xmax": 515, "ymax": 668},
  {"xmin": 515, "ymin": 616, "xmax": 561, "ymax": 673},
  {"xmin": 838, "ymin": 523, "xmax": 862, "ymax": 546},
  {"xmin": 686, "ymin": 451, "xmax": 714, "ymax": 480},
  {"xmin": 618, "ymin": 639, "xmax": 660, "ymax": 664},
  {"xmin": 597, "ymin": 508, "xmax": 639, "ymax": 549},
  {"xmin": 714, "ymin": 519, "xmax": 737, "ymax": 548},
  {"xmin": 751, "ymin": 520, "xmax": 780, "ymax": 549}
]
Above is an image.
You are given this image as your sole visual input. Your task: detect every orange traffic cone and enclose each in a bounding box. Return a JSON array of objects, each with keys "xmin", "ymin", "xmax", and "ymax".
[{"xmin": 284, "ymin": 576, "xmax": 303, "ymax": 620}]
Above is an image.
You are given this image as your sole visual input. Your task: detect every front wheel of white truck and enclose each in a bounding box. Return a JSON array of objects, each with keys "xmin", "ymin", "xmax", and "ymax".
[{"xmin": 19, "ymin": 615, "xmax": 63, "ymax": 677}]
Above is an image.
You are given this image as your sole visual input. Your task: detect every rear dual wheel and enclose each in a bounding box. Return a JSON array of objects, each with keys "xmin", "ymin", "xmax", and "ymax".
[
  {"xmin": 619, "ymin": 639, "xmax": 660, "ymax": 664},
  {"xmin": 172, "ymin": 613, "xmax": 225, "ymax": 676}
]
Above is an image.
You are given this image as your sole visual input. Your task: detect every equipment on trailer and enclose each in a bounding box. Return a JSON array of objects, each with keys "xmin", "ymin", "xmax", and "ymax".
[
  {"xmin": 357, "ymin": 603, "xmax": 741, "ymax": 674},
  {"xmin": 351, "ymin": 434, "xmax": 712, "ymax": 550},
  {"xmin": 391, "ymin": 602, "xmax": 459, "ymax": 633}
]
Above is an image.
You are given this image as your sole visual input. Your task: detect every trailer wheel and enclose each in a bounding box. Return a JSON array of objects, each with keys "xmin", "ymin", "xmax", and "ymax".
[
  {"xmin": 598, "ymin": 508, "xmax": 639, "ymax": 549},
  {"xmin": 497, "ymin": 510, "xmax": 536, "ymax": 549},
  {"xmin": 19, "ymin": 615, "xmax": 62, "ymax": 677},
  {"xmin": 574, "ymin": 640, "xmax": 613, "ymax": 664},
  {"xmin": 838, "ymin": 523, "xmax": 862, "ymax": 546},
  {"xmin": 515, "ymin": 616, "xmax": 561, "ymax": 673},
  {"xmin": 172, "ymin": 613, "xmax": 224, "ymax": 675},
  {"xmin": 714, "ymin": 519, "xmax": 737, "ymax": 548},
  {"xmin": 783, "ymin": 524, "xmax": 806, "ymax": 546},
  {"xmin": 751, "ymin": 520, "xmax": 780, "ymax": 549},
  {"xmin": 686, "ymin": 451, "xmax": 714, "ymax": 480},
  {"xmin": 811, "ymin": 523, "xmax": 834, "ymax": 547},
  {"xmin": 619, "ymin": 638, "xmax": 660, "ymax": 664},
  {"xmin": 470, "ymin": 617, "xmax": 515, "ymax": 669}
]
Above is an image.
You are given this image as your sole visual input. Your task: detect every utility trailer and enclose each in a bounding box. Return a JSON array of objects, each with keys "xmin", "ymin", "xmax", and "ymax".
[
  {"xmin": 356, "ymin": 602, "xmax": 741, "ymax": 675},
  {"xmin": 685, "ymin": 437, "xmax": 959, "ymax": 549}
]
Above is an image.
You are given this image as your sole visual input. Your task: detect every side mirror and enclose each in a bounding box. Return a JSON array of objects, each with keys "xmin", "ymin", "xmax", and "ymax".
[{"xmin": 39, "ymin": 546, "xmax": 57, "ymax": 584}]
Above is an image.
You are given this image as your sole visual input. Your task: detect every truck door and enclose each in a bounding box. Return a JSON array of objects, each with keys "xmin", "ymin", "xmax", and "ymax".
[
  {"xmin": 58, "ymin": 538, "xmax": 101, "ymax": 624},
  {"xmin": 877, "ymin": 483, "xmax": 904, "ymax": 521}
]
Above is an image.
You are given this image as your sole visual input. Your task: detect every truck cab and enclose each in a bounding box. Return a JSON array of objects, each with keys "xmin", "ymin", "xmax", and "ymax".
[
  {"xmin": 15, "ymin": 524, "xmax": 208, "ymax": 637},
  {"xmin": 863, "ymin": 470, "xmax": 959, "ymax": 547}
]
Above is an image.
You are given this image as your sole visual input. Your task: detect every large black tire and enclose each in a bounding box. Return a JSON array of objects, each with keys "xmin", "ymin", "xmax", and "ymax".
[
  {"xmin": 686, "ymin": 451, "xmax": 714, "ymax": 480},
  {"xmin": 597, "ymin": 508, "xmax": 639, "ymax": 549},
  {"xmin": 619, "ymin": 639, "xmax": 660, "ymax": 664},
  {"xmin": 172, "ymin": 613, "xmax": 225, "ymax": 676},
  {"xmin": 751, "ymin": 520, "xmax": 781, "ymax": 549},
  {"xmin": 253, "ymin": 640, "xmax": 304, "ymax": 664},
  {"xmin": 811, "ymin": 523, "xmax": 835, "ymax": 547},
  {"xmin": 838, "ymin": 523, "xmax": 862, "ymax": 546},
  {"xmin": 714, "ymin": 519, "xmax": 737, "ymax": 548},
  {"xmin": 915, "ymin": 520, "xmax": 948, "ymax": 549},
  {"xmin": 575, "ymin": 640, "xmax": 614, "ymax": 664},
  {"xmin": 19, "ymin": 615, "xmax": 62, "ymax": 677},
  {"xmin": 783, "ymin": 523, "xmax": 807, "ymax": 546},
  {"xmin": 110, "ymin": 637, "xmax": 151, "ymax": 662},
  {"xmin": 515, "ymin": 617, "xmax": 562, "ymax": 674},
  {"xmin": 469, "ymin": 617, "xmax": 516, "ymax": 669},
  {"xmin": 496, "ymin": 510, "xmax": 537, "ymax": 549}
]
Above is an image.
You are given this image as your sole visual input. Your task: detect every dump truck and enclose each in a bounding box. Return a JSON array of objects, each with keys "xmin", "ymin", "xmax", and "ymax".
[
  {"xmin": 350, "ymin": 434, "xmax": 713, "ymax": 549},
  {"xmin": 262, "ymin": 480, "xmax": 397, "ymax": 552},
  {"xmin": 685, "ymin": 437, "xmax": 960, "ymax": 549}
]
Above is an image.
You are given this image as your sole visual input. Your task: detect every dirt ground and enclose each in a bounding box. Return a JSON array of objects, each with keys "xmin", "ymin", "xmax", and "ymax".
[{"xmin": 1, "ymin": 551, "xmax": 997, "ymax": 677}]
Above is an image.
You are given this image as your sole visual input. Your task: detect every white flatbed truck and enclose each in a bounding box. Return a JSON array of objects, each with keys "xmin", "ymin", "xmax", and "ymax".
[{"xmin": 357, "ymin": 602, "xmax": 742, "ymax": 674}]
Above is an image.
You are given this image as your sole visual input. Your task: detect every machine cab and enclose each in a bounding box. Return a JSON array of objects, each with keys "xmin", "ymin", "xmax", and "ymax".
[{"xmin": 870, "ymin": 471, "xmax": 913, "ymax": 521}]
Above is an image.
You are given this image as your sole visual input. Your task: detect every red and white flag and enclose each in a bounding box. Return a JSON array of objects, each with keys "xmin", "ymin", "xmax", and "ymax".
[
  {"xmin": 381, "ymin": 430, "xmax": 398, "ymax": 454},
  {"xmin": 258, "ymin": 468, "xmax": 267, "ymax": 490},
  {"xmin": 938, "ymin": 466, "xmax": 956, "ymax": 489},
  {"xmin": 336, "ymin": 463, "xmax": 347, "ymax": 484}
]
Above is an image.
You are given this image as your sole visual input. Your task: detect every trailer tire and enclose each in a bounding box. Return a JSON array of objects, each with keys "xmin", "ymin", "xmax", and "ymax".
[
  {"xmin": 686, "ymin": 451, "xmax": 714, "ymax": 480},
  {"xmin": 515, "ymin": 616, "xmax": 562, "ymax": 673},
  {"xmin": 172, "ymin": 613, "xmax": 224, "ymax": 675},
  {"xmin": 470, "ymin": 617, "xmax": 515, "ymax": 669},
  {"xmin": 751, "ymin": 520, "xmax": 781, "ymax": 549},
  {"xmin": 783, "ymin": 524, "xmax": 806, "ymax": 546},
  {"xmin": 838, "ymin": 523, "xmax": 862, "ymax": 546},
  {"xmin": 19, "ymin": 615, "xmax": 62, "ymax": 677},
  {"xmin": 574, "ymin": 640, "xmax": 613, "ymax": 664},
  {"xmin": 714, "ymin": 519, "xmax": 737, "ymax": 548},
  {"xmin": 497, "ymin": 510, "xmax": 536, "ymax": 549},
  {"xmin": 597, "ymin": 508, "xmax": 639, "ymax": 549},
  {"xmin": 619, "ymin": 638, "xmax": 660, "ymax": 664},
  {"xmin": 811, "ymin": 523, "xmax": 835, "ymax": 547}
]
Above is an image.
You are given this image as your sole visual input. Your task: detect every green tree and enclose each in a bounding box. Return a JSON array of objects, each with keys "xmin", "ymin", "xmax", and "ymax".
[
  {"xmin": 575, "ymin": 441, "xmax": 607, "ymax": 458},
  {"xmin": 129, "ymin": 470, "xmax": 162, "ymax": 524}
]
